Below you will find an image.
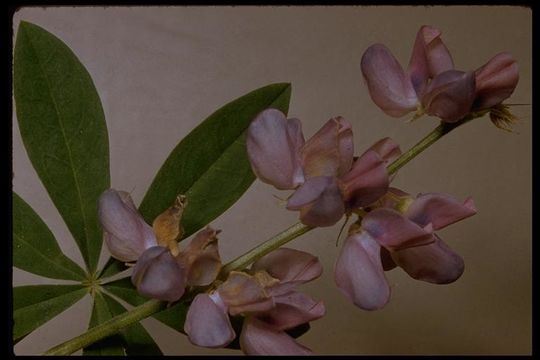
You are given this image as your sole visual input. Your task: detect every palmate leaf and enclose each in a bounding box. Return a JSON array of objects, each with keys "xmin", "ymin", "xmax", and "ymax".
[
  {"xmin": 14, "ymin": 21, "xmax": 110, "ymax": 273},
  {"xmin": 83, "ymin": 292, "xmax": 125, "ymax": 356},
  {"xmin": 13, "ymin": 192, "xmax": 86, "ymax": 281},
  {"xmin": 13, "ymin": 285, "xmax": 88, "ymax": 341},
  {"xmin": 98, "ymin": 257, "xmax": 129, "ymax": 280},
  {"xmin": 98, "ymin": 83, "xmax": 292, "ymax": 279},
  {"xmin": 83, "ymin": 292, "xmax": 162, "ymax": 355}
]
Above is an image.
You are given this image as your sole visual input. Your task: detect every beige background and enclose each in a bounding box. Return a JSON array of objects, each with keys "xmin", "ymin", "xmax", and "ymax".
[{"xmin": 12, "ymin": 6, "xmax": 532, "ymax": 355}]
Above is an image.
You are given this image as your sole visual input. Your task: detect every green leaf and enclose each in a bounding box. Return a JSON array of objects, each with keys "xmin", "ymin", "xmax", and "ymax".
[
  {"xmin": 13, "ymin": 334, "xmax": 28, "ymax": 346},
  {"xmin": 104, "ymin": 293, "xmax": 163, "ymax": 355},
  {"xmin": 84, "ymin": 292, "xmax": 162, "ymax": 355},
  {"xmin": 138, "ymin": 83, "xmax": 292, "ymax": 238},
  {"xmin": 104, "ymin": 278, "xmax": 188, "ymax": 332},
  {"xmin": 13, "ymin": 192, "xmax": 86, "ymax": 281},
  {"xmin": 13, "ymin": 285, "xmax": 87, "ymax": 340},
  {"xmin": 83, "ymin": 292, "xmax": 125, "ymax": 356},
  {"xmin": 14, "ymin": 21, "xmax": 110, "ymax": 273},
  {"xmin": 98, "ymin": 257, "xmax": 129, "ymax": 280},
  {"xmin": 103, "ymin": 277, "xmax": 145, "ymax": 305}
]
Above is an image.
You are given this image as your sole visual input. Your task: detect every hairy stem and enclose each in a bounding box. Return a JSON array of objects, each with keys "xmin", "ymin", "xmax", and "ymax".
[{"xmin": 43, "ymin": 116, "xmax": 477, "ymax": 355}]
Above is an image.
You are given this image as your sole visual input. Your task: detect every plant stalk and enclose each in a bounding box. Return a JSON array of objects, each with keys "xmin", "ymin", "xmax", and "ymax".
[
  {"xmin": 387, "ymin": 116, "xmax": 474, "ymax": 175},
  {"xmin": 219, "ymin": 221, "xmax": 313, "ymax": 278},
  {"xmin": 44, "ymin": 299, "xmax": 166, "ymax": 355},
  {"xmin": 43, "ymin": 116, "xmax": 476, "ymax": 355}
]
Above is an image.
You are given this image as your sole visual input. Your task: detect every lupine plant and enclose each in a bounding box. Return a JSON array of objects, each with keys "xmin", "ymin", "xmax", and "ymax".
[{"xmin": 12, "ymin": 21, "xmax": 521, "ymax": 355}]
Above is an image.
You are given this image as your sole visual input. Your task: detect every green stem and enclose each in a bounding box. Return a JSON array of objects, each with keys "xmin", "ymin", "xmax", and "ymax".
[
  {"xmin": 387, "ymin": 116, "xmax": 473, "ymax": 175},
  {"xmin": 42, "ymin": 116, "xmax": 478, "ymax": 355},
  {"xmin": 43, "ymin": 223, "xmax": 313, "ymax": 356},
  {"xmin": 219, "ymin": 222, "xmax": 313, "ymax": 277},
  {"xmin": 44, "ymin": 299, "xmax": 166, "ymax": 355}
]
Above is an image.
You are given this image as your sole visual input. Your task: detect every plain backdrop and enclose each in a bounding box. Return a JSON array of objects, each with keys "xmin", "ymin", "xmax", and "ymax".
[{"xmin": 12, "ymin": 6, "xmax": 532, "ymax": 355}]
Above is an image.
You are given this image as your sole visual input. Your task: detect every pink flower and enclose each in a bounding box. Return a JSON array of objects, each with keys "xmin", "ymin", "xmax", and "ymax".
[
  {"xmin": 334, "ymin": 189, "xmax": 477, "ymax": 310},
  {"xmin": 247, "ymin": 109, "xmax": 400, "ymax": 227},
  {"xmin": 361, "ymin": 25, "xmax": 519, "ymax": 122},
  {"xmin": 474, "ymin": 52, "xmax": 520, "ymax": 110},
  {"xmin": 98, "ymin": 189, "xmax": 221, "ymax": 302},
  {"xmin": 184, "ymin": 248, "xmax": 325, "ymax": 355}
]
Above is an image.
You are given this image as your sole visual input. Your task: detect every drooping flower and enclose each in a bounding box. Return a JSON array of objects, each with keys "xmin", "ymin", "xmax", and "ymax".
[
  {"xmin": 184, "ymin": 248, "xmax": 325, "ymax": 355},
  {"xmin": 361, "ymin": 25, "xmax": 519, "ymax": 123},
  {"xmin": 98, "ymin": 189, "xmax": 222, "ymax": 302},
  {"xmin": 473, "ymin": 52, "xmax": 520, "ymax": 110},
  {"xmin": 334, "ymin": 189, "xmax": 476, "ymax": 310},
  {"xmin": 247, "ymin": 108, "xmax": 401, "ymax": 227}
]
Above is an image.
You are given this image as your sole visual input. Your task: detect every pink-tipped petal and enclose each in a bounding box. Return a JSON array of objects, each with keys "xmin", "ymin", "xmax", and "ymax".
[
  {"xmin": 361, "ymin": 44, "xmax": 418, "ymax": 117},
  {"xmin": 301, "ymin": 117, "xmax": 354, "ymax": 178},
  {"xmin": 217, "ymin": 272, "xmax": 274, "ymax": 316},
  {"xmin": 408, "ymin": 25, "xmax": 454, "ymax": 95},
  {"xmin": 260, "ymin": 291, "xmax": 325, "ymax": 330},
  {"xmin": 362, "ymin": 208, "xmax": 434, "ymax": 250},
  {"xmin": 131, "ymin": 246, "xmax": 186, "ymax": 302},
  {"xmin": 246, "ymin": 109, "xmax": 305, "ymax": 190},
  {"xmin": 286, "ymin": 117, "xmax": 306, "ymax": 182},
  {"xmin": 366, "ymin": 137, "xmax": 402, "ymax": 165},
  {"xmin": 341, "ymin": 150, "xmax": 389, "ymax": 209},
  {"xmin": 334, "ymin": 232, "xmax": 390, "ymax": 310},
  {"xmin": 391, "ymin": 235, "xmax": 464, "ymax": 284},
  {"xmin": 286, "ymin": 115, "xmax": 306, "ymax": 158},
  {"xmin": 251, "ymin": 248, "xmax": 323, "ymax": 292},
  {"xmin": 99, "ymin": 189, "xmax": 157, "ymax": 262},
  {"xmin": 184, "ymin": 293, "xmax": 236, "ymax": 348},
  {"xmin": 179, "ymin": 227, "xmax": 222, "ymax": 286},
  {"xmin": 287, "ymin": 176, "xmax": 332, "ymax": 210},
  {"xmin": 422, "ymin": 70, "xmax": 476, "ymax": 123},
  {"xmin": 240, "ymin": 317, "xmax": 313, "ymax": 355},
  {"xmin": 296, "ymin": 177, "xmax": 345, "ymax": 227},
  {"xmin": 405, "ymin": 193, "xmax": 477, "ymax": 231},
  {"xmin": 474, "ymin": 52, "xmax": 519, "ymax": 110}
]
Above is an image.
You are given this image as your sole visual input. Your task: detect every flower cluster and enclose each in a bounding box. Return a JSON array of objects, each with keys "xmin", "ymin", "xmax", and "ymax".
[
  {"xmin": 98, "ymin": 189, "xmax": 221, "ymax": 302},
  {"xmin": 98, "ymin": 189, "xmax": 325, "ymax": 355},
  {"xmin": 96, "ymin": 24, "xmax": 519, "ymax": 355},
  {"xmin": 184, "ymin": 248, "xmax": 325, "ymax": 355},
  {"xmin": 361, "ymin": 25, "xmax": 519, "ymax": 122},
  {"xmin": 335, "ymin": 188, "xmax": 476, "ymax": 310},
  {"xmin": 247, "ymin": 109, "xmax": 478, "ymax": 312},
  {"xmin": 247, "ymin": 108, "xmax": 401, "ymax": 227}
]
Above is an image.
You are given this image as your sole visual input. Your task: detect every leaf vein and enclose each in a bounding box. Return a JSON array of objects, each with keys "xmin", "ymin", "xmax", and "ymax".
[{"xmin": 25, "ymin": 30, "xmax": 92, "ymax": 273}]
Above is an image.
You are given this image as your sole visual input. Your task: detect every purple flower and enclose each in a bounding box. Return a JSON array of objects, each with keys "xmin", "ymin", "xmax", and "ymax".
[
  {"xmin": 474, "ymin": 52, "xmax": 520, "ymax": 110},
  {"xmin": 98, "ymin": 189, "xmax": 158, "ymax": 262},
  {"xmin": 361, "ymin": 25, "xmax": 519, "ymax": 122},
  {"xmin": 131, "ymin": 245, "xmax": 186, "ymax": 302},
  {"xmin": 184, "ymin": 248, "xmax": 325, "ymax": 355},
  {"xmin": 334, "ymin": 189, "xmax": 476, "ymax": 310},
  {"xmin": 98, "ymin": 189, "xmax": 222, "ymax": 302},
  {"xmin": 247, "ymin": 109, "xmax": 400, "ymax": 227}
]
